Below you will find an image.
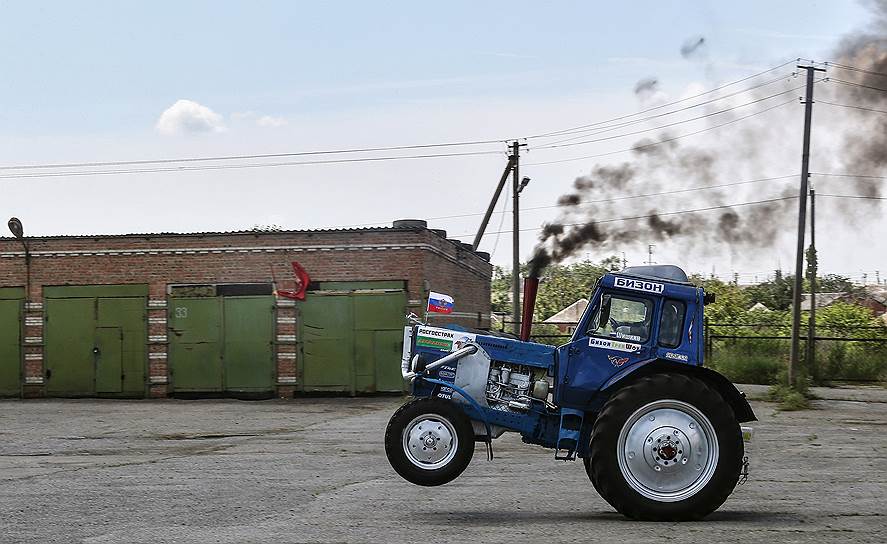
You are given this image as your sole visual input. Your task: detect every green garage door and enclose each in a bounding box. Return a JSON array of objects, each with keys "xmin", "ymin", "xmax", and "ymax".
[
  {"xmin": 168, "ymin": 295, "xmax": 274, "ymax": 395},
  {"xmin": 44, "ymin": 285, "xmax": 147, "ymax": 397},
  {"xmin": 0, "ymin": 288, "xmax": 24, "ymax": 397},
  {"xmin": 300, "ymin": 286, "xmax": 406, "ymax": 394}
]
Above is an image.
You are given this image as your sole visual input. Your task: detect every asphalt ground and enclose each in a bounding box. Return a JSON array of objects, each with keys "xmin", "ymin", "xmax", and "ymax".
[{"xmin": 0, "ymin": 388, "xmax": 885, "ymax": 543}]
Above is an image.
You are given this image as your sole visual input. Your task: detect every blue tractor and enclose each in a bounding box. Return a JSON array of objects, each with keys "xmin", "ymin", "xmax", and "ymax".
[{"xmin": 385, "ymin": 265, "xmax": 755, "ymax": 521}]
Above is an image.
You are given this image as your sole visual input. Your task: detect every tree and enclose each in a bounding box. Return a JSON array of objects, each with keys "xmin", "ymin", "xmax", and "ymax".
[
  {"xmin": 489, "ymin": 257, "xmax": 619, "ymax": 325},
  {"xmin": 745, "ymin": 272, "xmax": 796, "ymax": 311},
  {"xmin": 689, "ymin": 276, "xmax": 752, "ymax": 323}
]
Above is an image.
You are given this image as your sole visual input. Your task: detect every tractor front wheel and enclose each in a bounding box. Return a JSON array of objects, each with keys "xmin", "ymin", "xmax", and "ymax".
[
  {"xmin": 385, "ymin": 397, "xmax": 475, "ymax": 486},
  {"xmin": 586, "ymin": 373, "xmax": 743, "ymax": 521}
]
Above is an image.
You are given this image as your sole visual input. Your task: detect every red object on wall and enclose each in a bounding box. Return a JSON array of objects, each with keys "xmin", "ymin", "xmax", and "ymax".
[{"xmin": 276, "ymin": 261, "xmax": 311, "ymax": 300}]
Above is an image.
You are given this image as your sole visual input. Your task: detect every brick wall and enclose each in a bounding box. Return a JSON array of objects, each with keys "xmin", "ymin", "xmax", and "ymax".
[{"xmin": 0, "ymin": 226, "xmax": 492, "ymax": 397}]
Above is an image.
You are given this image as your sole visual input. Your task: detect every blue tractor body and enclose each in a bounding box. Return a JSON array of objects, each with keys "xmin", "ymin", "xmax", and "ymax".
[{"xmin": 402, "ymin": 265, "xmax": 754, "ymax": 460}]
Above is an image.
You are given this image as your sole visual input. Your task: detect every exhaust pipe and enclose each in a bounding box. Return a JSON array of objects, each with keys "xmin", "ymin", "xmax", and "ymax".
[{"xmin": 520, "ymin": 276, "xmax": 539, "ymax": 342}]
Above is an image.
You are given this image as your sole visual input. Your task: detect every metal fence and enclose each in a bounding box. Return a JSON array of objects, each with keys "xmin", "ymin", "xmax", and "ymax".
[{"xmin": 496, "ymin": 319, "xmax": 887, "ymax": 383}]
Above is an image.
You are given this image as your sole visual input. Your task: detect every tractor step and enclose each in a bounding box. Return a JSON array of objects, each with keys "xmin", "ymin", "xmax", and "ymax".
[{"xmin": 555, "ymin": 408, "xmax": 584, "ymax": 461}]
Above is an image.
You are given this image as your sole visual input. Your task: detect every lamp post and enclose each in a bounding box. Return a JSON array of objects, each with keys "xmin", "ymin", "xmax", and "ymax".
[{"xmin": 7, "ymin": 217, "xmax": 30, "ymax": 304}]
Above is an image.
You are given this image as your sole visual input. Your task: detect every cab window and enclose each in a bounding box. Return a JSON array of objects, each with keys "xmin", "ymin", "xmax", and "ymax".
[
  {"xmin": 587, "ymin": 294, "xmax": 653, "ymax": 343},
  {"xmin": 659, "ymin": 300, "xmax": 686, "ymax": 348}
]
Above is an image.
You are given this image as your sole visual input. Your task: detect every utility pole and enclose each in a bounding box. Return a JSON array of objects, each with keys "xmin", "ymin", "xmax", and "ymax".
[
  {"xmin": 621, "ymin": 252, "xmax": 628, "ymax": 269},
  {"xmin": 472, "ymin": 155, "xmax": 516, "ymax": 250},
  {"xmin": 647, "ymin": 245, "xmax": 655, "ymax": 266},
  {"xmin": 806, "ymin": 188, "xmax": 817, "ymax": 380},
  {"xmin": 788, "ymin": 64, "xmax": 825, "ymax": 389},
  {"xmin": 510, "ymin": 141, "xmax": 527, "ymax": 335}
]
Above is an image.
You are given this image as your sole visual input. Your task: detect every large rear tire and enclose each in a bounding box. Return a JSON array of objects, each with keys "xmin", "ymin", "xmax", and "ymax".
[
  {"xmin": 385, "ymin": 397, "xmax": 475, "ymax": 486},
  {"xmin": 585, "ymin": 373, "xmax": 743, "ymax": 521}
]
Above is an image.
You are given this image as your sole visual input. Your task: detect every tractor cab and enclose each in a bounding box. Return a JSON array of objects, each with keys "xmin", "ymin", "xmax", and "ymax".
[{"xmin": 555, "ymin": 265, "xmax": 706, "ymax": 410}]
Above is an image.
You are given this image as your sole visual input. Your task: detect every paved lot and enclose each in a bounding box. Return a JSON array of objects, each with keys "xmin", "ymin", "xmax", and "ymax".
[{"xmin": 1, "ymin": 389, "xmax": 885, "ymax": 543}]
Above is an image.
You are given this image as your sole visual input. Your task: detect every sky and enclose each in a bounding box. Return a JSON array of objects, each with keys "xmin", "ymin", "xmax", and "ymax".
[{"xmin": 0, "ymin": 1, "xmax": 881, "ymax": 283}]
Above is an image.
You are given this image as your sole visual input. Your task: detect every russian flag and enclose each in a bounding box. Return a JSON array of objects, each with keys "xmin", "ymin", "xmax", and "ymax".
[{"xmin": 427, "ymin": 291, "xmax": 455, "ymax": 314}]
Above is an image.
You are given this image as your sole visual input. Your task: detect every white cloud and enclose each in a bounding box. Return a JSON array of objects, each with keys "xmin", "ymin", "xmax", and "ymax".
[
  {"xmin": 256, "ymin": 115, "xmax": 288, "ymax": 128},
  {"xmin": 155, "ymin": 99, "xmax": 226, "ymax": 135}
]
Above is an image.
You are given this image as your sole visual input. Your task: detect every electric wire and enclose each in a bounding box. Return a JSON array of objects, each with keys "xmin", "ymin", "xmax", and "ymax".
[
  {"xmin": 817, "ymin": 99, "xmax": 887, "ymax": 115},
  {"xmin": 0, "ymin": 150, "xmax": 504, "ymax": 180},
  {"xmin": 489, "ymin": 190, "xmax": 510, "ymax": 257},
  {"xmin": 523, "ymin": 98, "xmax": 797, "ymax": 166},
  {"xmin": 459, "ymin": 195, "xmax": 799, "ymax": 238},
  {"xmin": 811, "ymin": 173, "xmax": 887, "ymax": 180},
  {"xmin": 532, "ymin": 72, "xmax": 798, "ymax": 143},
  {"xmin": 0, "ymin": 139, "xmax": 506, "ymax": 172},
  {"xmin": 818, "ymin": 194, "xmax": 887, "ymax": 201},
  {"xmin": 0, "ymin": 58, "xmax": 805, "ymax": 175},
  {"xmin": 524, "ymin": 58, "xmax": 804, "ymax": 139},
  {"xmin": 825, "ymin": 61, "xmax": 887, "ymax": 79},
  {"xmin": 828, "ymin": 78, "xmax": 887, "ymax": 94},
  {"xmin": 534, "ymin": 85, "xmax": 806, "ymax": 150},
  {"xmin": 331, "ymin": 174, "xmax": 798, "ymax": 228}
]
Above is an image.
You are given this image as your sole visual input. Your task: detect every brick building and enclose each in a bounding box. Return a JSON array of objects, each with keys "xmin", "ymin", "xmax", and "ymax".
[{"xmin": 0, "ymin": 220, "xmax": 492, "ymax": 399}]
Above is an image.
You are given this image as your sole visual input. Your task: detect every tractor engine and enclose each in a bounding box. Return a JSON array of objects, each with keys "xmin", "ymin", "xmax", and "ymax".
[{"xmin": 485, "ymin": 362, "xmax": 548, "ymax": 412}]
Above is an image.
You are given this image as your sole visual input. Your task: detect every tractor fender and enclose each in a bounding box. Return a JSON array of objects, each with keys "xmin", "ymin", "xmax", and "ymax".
[{"xmin": 595, "ymin": 359, "xmax": 757, "ymax": 423}]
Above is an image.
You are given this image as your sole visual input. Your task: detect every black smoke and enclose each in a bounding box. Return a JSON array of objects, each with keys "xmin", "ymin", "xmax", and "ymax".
[{"xmin": 526, "ymin": 3, "xmax": 887, "ymax": 279}]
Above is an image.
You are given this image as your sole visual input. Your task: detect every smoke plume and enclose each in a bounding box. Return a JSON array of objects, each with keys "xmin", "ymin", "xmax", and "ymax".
[
  {"xmin": 527, "ymin": 3, "xmax": 886, "ymax": 278},
  {"xmin": 680, "ymin": 36, "xmax": 707, "ymax": 59}
]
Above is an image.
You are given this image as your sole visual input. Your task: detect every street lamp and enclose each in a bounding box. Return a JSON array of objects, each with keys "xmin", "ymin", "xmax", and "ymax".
[
  {"xmin": 8, "ymin": 217, "xmax": 23, "ymax": 239},
  {"xmin": 7, "ymin": 217, "xmax": 30, "ymax": 303}
]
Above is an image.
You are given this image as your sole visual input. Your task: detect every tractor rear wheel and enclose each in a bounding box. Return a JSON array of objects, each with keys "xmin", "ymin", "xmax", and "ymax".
[
  {"xmin": 585, "ymin": 373, "xmax": 743, "ymax": 521},
  {"xmin": 385, "ymin": 397, "xmax": 475, "ymax": 486}
]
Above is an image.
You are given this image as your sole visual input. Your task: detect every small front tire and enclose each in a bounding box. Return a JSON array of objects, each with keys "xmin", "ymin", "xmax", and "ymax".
[{"xmin": 385, "ymin": 398, "xmax": 475, "ymax": 486}]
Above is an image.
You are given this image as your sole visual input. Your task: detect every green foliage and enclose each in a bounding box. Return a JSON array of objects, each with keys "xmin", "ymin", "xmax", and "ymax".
[
  {"xmin": 491, "ymin": 258, "xmax": 617, "ymax": 321},
  {"xmin": 690, "ymin": 277, "xmax": 751, "ymax": 323},
  {"xmin": 529, "ymin": 323, "xmax": 569, "ymax": 347},
  {"xmin": 768, "ymin": 383, "xmax": 810, "ymax": 410},
  {"xmin": 816, "ymin": 301, "xmax": 880, "ymax": 333},
  {"xmin": 744, "ymin": 272, "xmax": 796, "ymax": 311},
  {"xmin": 708, "ymin": 338, "xmax": 785, "ymax": 385}
]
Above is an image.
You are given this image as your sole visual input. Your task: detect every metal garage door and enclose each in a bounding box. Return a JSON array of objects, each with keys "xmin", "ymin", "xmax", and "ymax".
[
  {"xmin": 168, "ymin": 293, "xmax": 274, "ymax": 396},
  {"xmin": 300, "ymin": 284, "xmax": 406, "ymax": 394},
  {"xmin": 0, "ymin": 288, "xmax": 24, "ymax": 397},
  {"xmin": 44, "ymin": 285, "xmax": 147, "ymax": 397}
]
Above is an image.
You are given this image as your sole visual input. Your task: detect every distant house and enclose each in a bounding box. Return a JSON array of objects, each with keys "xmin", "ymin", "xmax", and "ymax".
[
  {"xmin": 799, "ymin": 292, "xmax": 846, "ymax": 312},
  {"xmin": 748, "ymin": 302, "xmax": 771, "ymax": 312},
  {"xmin": 800, "ymin": 287, "xmax": 887, "ymax": 316},
  {"xmin": 544, "ymin": 298, "xmax": 589, "ymax": 334}
]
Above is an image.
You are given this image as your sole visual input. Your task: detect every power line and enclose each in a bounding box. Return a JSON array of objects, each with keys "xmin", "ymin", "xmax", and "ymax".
[
  {"xmin": 535, "ymin": 86, "xmax": 805, "ymax": 150},
  {"xmin": 533, "ymin": 72, "xmax": 798, "ymax": 143},
  {"xmin": 333, "ymin": 174, "xmax": 798, "ymax": 228},
  {"xmin": 524, "ymin": 58, "xmax": 804, "ymax": 139},
  {"xmin": 828, "ymin": 78, "xmax": 887, "ymax": 94},
  {"xmin": 817, "ymin": 99, "xmax": 887, "ymax": 115},
  {"xmin": 0, "ymin": 60, "xmax": 804, "ymax": 174},
  {"xmin": 523, "ymin": 98, "xmax": 796, "ymax": 166},
  {"xmin": 811, "ymin": 172, "xmax": 887, "ymax": 180},
  {"xmin": 0, "ymin": 139, "xmax": 506, "ymax": 172},
  {"xmin": 818, "ymin": 193, "xmax": 887, "ymax": 201},
  {"xmin": 0, "ymin": 149, "xmax": 504, "ymax": 180},
  {"xmin": 825, "ymin": 61, "xmax": 887, "ymax": 79},
  {"xmin": 461, "ymin": 195, "xmax": 798, "ymax": 237}
]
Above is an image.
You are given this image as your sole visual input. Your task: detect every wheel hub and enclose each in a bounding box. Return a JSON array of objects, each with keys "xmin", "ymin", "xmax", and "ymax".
[
  {"xmin": 402, "ymin": 416, "xmax": 458, "ymax": 470},
  {"xmin": 617, "ymin": 400, "xmax": 719, "ymax": 502}
]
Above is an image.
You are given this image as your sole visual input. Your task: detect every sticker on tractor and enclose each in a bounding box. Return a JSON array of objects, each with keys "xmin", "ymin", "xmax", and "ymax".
[
  {"xmin": 416, "ymin": 336, "xmax": 453, "ymax": 350},
  {"xmin": 416, "ymin": 327, "xmax": 455, "ymax": 350},
  {"xmin": 607, "ymin": 355, "xmax": 630, "ymax": 367},
  {"xmin": 664, "ymin": 352, "xmax": 689, "ymax": 361},
  {"xmin": 614, "ymin": 276, "xmax": 665, "ymax": 294},
  {"xmin": 616, "ymin": 331, "xmax": 642, "ymax": 342},
  {"xmin": 589, "ymin": 337, "xmax": 641, "ymax": 352}
]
